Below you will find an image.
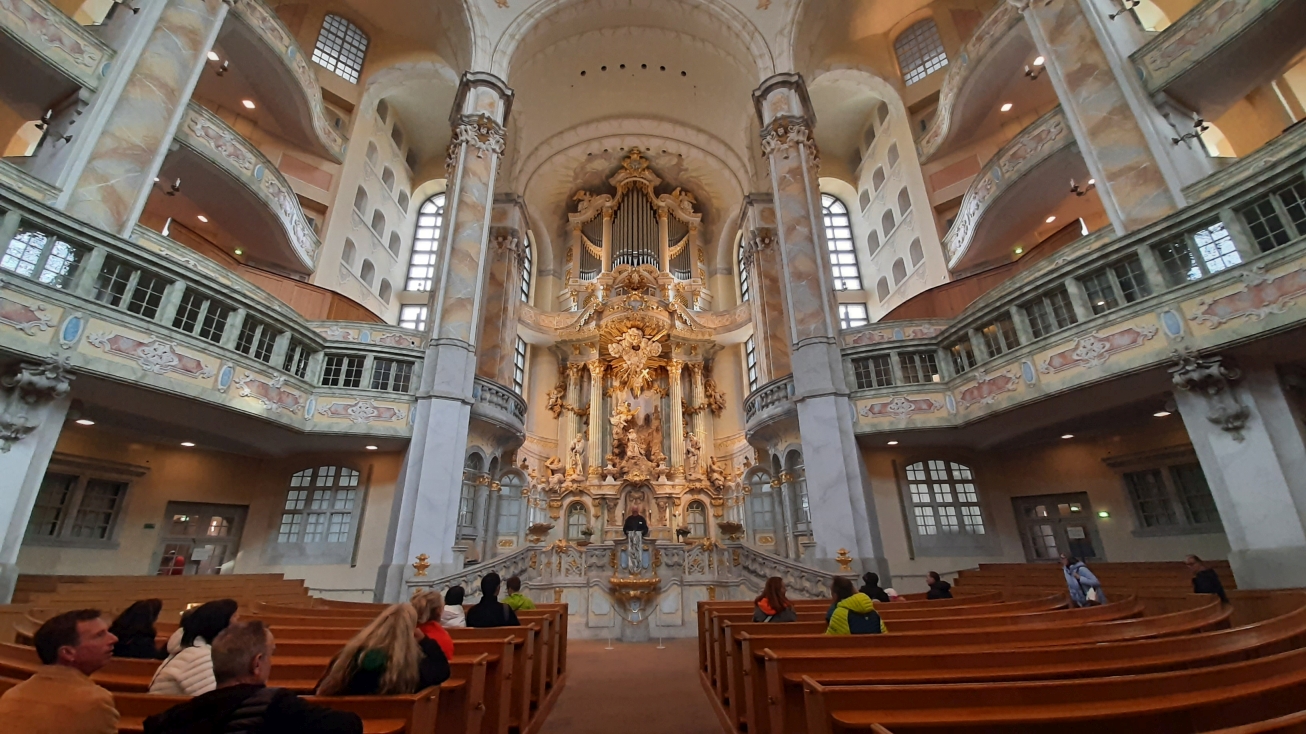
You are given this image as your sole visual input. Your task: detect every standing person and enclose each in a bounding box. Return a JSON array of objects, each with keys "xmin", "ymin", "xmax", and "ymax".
[
  {"xmin": 150, "ymin": 599, "xmax": 239, "ymax": 695},
  {"xmin": 411, "ymin": 590, "xmax": 455, "ymax": 661},
  {"xmin": 859, "ymin": 572, "xmax": 891, "ymax": 603},
  {"xmin": 110, "ymin": 599, "xmax": 167, "ymax": 659},
  {"xmin": 144, "ymin": 621, "xmax": 361, "ymax": 734},
  {"xmin": 441, "ymin": 586, "xmax": 468, "ymax": 628},
  {"xmin": 1062, "ymin": 554, "xmax": 1106, "ymax": 607},
  {"xmin": 825, "ymin": 577, "xmax": 887, "ymax": 635},
  {"xmin": 1187, "ymin": 555, "xmax": 1229, "ymax": 604},
  {"xmin": 317, "ymin": 603, "xmax": 450, "ymax": 696},
  {"xmin": 0, "ymin": 609, "xmax": 119, "ymax": 734},
  {"xmin": 466, "ymin": 573, "xmax": 521, "ymax": 628},
  {"xmin": 752, "ymin": 577, "xmax": 797, "ymax": 622},
  {"xmin": 925, "ymin": 571, "xmax": 953, "ymax": 599},
  {"xmin": 503, "ymin": 576, "xmax": 536, "ymax": 611}
]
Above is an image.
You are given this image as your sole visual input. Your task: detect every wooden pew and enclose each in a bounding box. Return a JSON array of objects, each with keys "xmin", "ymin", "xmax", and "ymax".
[
  {"xmin": 1208, "ymin": 710, "xmax": 1306, "ymax": 733},
  {"xmin": 800, "ymin": 644, "xmax": 1306, "ymax": 734}
]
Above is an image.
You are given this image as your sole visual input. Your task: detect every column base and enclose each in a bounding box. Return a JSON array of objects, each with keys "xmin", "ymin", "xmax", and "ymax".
[{"xmin": 1229, "ymin": 547, "xmax": 1306, "ymax": 590}]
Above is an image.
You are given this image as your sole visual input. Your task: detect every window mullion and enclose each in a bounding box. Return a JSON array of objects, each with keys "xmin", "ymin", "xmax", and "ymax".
[{"xmin": 61, "ymin": 476, "xmax": 91, "ymax": 539}]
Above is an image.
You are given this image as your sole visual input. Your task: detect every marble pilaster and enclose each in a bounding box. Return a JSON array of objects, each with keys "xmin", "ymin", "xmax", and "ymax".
[
  {"xmin": 689, "ymin": 362, "xmax": 708, "ymax": 454},
  {"xmin": 586, "ymin": 360, "xmax": 605, "ymax": 477},
  {"xmin": 63, "ymin": 0, "xmax": 230, "ymax": 237},
  {"xmin": 668, "ymin": 360, "xmax": 685, "ymax": 474},
  {"xmin": 475, "ymin": 219, "xmax": 525, "ymax": 389},
  {"xmin": 563, "ymin": 362, "xmax": 583, "ymax": 460},
  {"xmin": 740, "ymin": 197, "xmax": 792, "ymax": 385}
]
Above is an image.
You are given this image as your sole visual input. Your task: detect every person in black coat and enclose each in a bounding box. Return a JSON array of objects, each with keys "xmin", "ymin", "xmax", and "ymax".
[
  {"xmin": 926, "ymin": 571, "xmax": 953, "ymax": 599},
  {"xmin": 466, "ymin": 573, "xmax": 521, "ymax": 628},
  {"xmin": 859, "ymin": 572, "xmax": 891, "ymax": 603},
  {"xmin": 1187, "ymin": 555, "xmax": 1229, "ymax": 604},
  {"xmin": 110, "ymin": 599, "xmax": 167, "ymax": 659},
  {"xmin": 147, "ymin": 620, "xmax": 361, "ymax": 734}
]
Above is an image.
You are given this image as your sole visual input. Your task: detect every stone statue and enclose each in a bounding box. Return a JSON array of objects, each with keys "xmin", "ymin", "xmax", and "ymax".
[
  {"xmin": 543, "ymin": 455, "xmax": 563, "ymax": 478},
  {"xmin": 707, "ymin": 456, "xmax": 727, "ymax": 493},
  {"xmin": 546, "ymin": 383, "xmax": 566, "ymax": 418},
  {"xmin": 610, "ymin": 401, "xmax": 638, "ymax": 448},
  {"xmin": 626, "ymin": 428, "xmax": 645, "ymax": 460},
  {"xmin": 568, "ymin": 433, "xmax": 586, "ymax": 475},
  {"xmin": 686, "ymin": 431, "xmax": 703, "ymax": 475},
  {"xmin": 623, "ymin": 508, "xmax": 649, "ymax": 573},
  {"xmin": 704, "ymin": 377, "xmax": 726, "ymax": 416}
]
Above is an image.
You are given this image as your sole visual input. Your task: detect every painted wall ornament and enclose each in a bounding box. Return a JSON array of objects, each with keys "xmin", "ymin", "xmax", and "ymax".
[
  {"xmin": 1190, "ymin": 265, "xmax": 1306, "ymax": 328},
  {"xmin": 0, "ymin": 294, "xmax": 54, "ymax": 335},
  {"xmin": 86, "ymin": 333, "xmax": 216, "ymax": 379},
  {"xmin": 318, "ymin": 398, "xmax": 405, "ymax": 423},
  {"xmin": 235, "ymin": 373, "xmax": 303, "ymax": 414},
  {"xmin": 0, "ymin": 355, "xmax": 73, "ymax": 452},
  {"xmin": 1039, "ymin": 325, "xmax": 1158, "ymax": 374},
  {"xmin": 1169, "ymin": 349, "xmax": 1251, "ymax": 441}
]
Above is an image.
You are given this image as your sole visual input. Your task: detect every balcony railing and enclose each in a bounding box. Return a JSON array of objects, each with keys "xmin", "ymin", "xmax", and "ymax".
[
  {"xmin": 744, "ymin": 374, "xmax": 796, "ymax": 427},
  {"xmin": 0, "ymin": 0, "xmax": 112, "ymax": 91},
  {"xmin": 471, "ymin": 376, "xmax": 528, "ymax": 437}
]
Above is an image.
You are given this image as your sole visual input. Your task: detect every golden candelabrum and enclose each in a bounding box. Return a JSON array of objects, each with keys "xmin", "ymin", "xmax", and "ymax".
[
  {"xmin": 412, "ymin": 553, "xmax": 431, "ymax": 577},
  {"xmin": 835, "ymin": 548, "xmax": 853, "ymax": 572}
]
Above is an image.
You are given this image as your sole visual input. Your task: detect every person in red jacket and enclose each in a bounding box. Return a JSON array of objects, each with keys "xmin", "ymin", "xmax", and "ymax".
[
  {"xmin": 752, "ymin": 576, "xmax": 797, "ymax": 622},
  {"xmin": 412, "ymin": 590, "xmax": 454, "ymax": 660}
]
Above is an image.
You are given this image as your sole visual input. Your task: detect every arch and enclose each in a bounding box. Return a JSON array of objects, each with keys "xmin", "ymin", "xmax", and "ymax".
[
  {"xmin": 871, "ymin": 167, "xmax": 886, "ymax": 192},
  {"xmin": 866, "ymin": 230, "xmax": 881, "ymax": 258},
  {"xmin": 312, "ymin": 14, "xmax": 370, "ymax": 84},
  {"xmin": 881, "ymin": 210, "xmax": 896, "ymax": 234},
  {"xmin": 378, "ymin": 278, "xmax": 393, "ymax": 302},
  {"xmin": 892, "ymin": 257, "xmax": 907, "ymax": 284},
  {"xmin": 565, "ymin": 501, "xmax": 589, "ymax": 540},
  {"xmin": 909, "ymin": 238, "xmax": 924, "ymax": 266},
  {"xmin": 388, "ymin": 231, "xmax": 402, "ymax": 257},
  {"xmin": 360, "ymin": 259, "xmax": 376, "ymax": 288},
  {"xmin": 897, "ymin": 187, "xmax": 912, "ymax": 216},
  {"xmin": 408, "ymin": 193, "xmax": 446, "ymax": 291},
  {"xmin": 894, "ymin": 17, "xmax": 949, "ymax": 86},
  {"xmin": 458, "ymin": 451, "xmax": 486, "ymax": 535},
  {"xmin": 904, "ymin": 459, "xmax": 985, "ymax": 536},
  {"xmin": 822, "ymin": 193, "xmax": 861, "ymax": 291},
  {"xmin": 353, "ymin": 186, "xmax": 368, "ymax": 214},
  {"xmin": 381, "ymin": 166, "xmax": 396, "ymax": 192},
  {"xmin": 876, "ymin": 276, "xmax": 891, "ymax": 302},
  {"xmin": 370, "ymin": 209, "xmax": 386, "ymax": 235},
  {"xmin": 342, "ymin": 238, "xmax": 357, "ymax": 268},
  {"xmin": 376, "ymin": 99, "xmax": 389, "ymax": 123},
  {"xmin": 686, "ymin": 500, "xmax": 708, "ymax": 538},
  {"xmin": 397, "ymin": 191, "xmax": 410, "ymax": 212},
  {"xmin": 858, "ymin": 188, "xmax": 871, "ymax": 211},
  {"xmin": 888, "ymin": 142, "xmax": 900, "ymax": 168},
  {"xmin": 365, "ymin": 142, "xmax": 379, "ymax": 166},
  {"xmin": 277, "ymin": 465, "xmax": 362, "ymax": 544}
]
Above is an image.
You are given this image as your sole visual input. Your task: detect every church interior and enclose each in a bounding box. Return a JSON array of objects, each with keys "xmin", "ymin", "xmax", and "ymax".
[{"xmin": 2, "ymin": 0, "xmax": 1306, "ymax": 731}]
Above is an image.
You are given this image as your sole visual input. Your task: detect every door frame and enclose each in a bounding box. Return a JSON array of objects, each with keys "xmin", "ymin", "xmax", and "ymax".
[
  {"xmin": 1011, "ymin": 492, "xmax": 1107, "ymax": 563},
  {"xmin": 149, "ymin": 501, "xmax": 249, "ymax": 575}
]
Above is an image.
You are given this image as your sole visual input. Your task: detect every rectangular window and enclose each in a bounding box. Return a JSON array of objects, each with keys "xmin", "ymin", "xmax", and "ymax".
[
  {"xmin": 2, "ymin": 229, "xmax": 85, "ymax": 289},
  {"xmin": 1124, "ymin": 469, "xmax": 1177, "ymax": 527},
  {"xmin": 1081, "ymin": 268, "xmax": 1120, "ymax": 315},
  {"xmin": 745, "ymin": 337, "xmax": 758, "ymax": 391},
  {"xmin": 26, "ymin": 470, "xmax": 131, "ymax": 545},
  {"xmin": 277, "ymin": 466, "xmax": 361, "ymax": 544},
  {"xmin": 1170, "ymin": 463, "xmax": 1220, "ymax": 526},
  {"xmin": 172, "ymin": 289, "xmax": 232, "ymax": 344},
  {"xmin": 69, "ymin": 480, "xmax": 125, "ymax": 540},
  {"xmin": 978, "ymin": 314, "xmax": 1020, "ymax": 360},
  {"xmin": 311, "ymin": 14, "xmax": 368, "ymax": 84},
  {"xmin": 322, "ymin": 354, "xmax": 365, "ymax": 388},
  {"xmin": 838, "ymin": 303, "xmax": 869, "ymax": 330},
  {"xmin": 399, "ymin": 305, "xmax": 428, "ymax": 331},
  {"xmin": 94, "ymin": 258, "xmax": 171, "ymax": 320},
  {"xmin": 1153, "ymin": 241, "xmax": 1203, "ymax": 287},
  {"xmin": 1112, "ymin": 256, "xmax": 1152, "ymax": 304},
  {"xmin": 1239, "ymin": 196, "xmax": 1291, "ymax": 253},
  {"xmin": 1193, "ymin": 222, "xmax": 1242, "ymax": 273},
  {"xmin": 1023, "ymin": 287, "xmax": 1078, "ymax": 339},
  {"xmin": 371, "ymin": 358, "xmax": 414, "ymax": 393},
  {"xmin": 513, "ymin": 337, "xmax": 527, "ymax": 393},
  {"xmin": 235, "ymin": 318, "xmax": 279, "ymax": 363},
  {"xmin": 913, "ymin": 506, "xmax": 938, "ymax": 535},
  {"xmin": 282, "ymin": 339, "xmax": 312, "ymax": 379},
  {"xmin": 852, "ymin": 354, "xmax": 893, "ymax": 389},
  {"xmin": 1276, "ymin": 179, "xmax": 1306, "ymax": 235},
  {"xmin": 898, "ymin": 351, "xmax": 939, "ymax": 384},
  {"xmin": 946, "ymin": 337, "xmax": 977, "ymax": 375}
]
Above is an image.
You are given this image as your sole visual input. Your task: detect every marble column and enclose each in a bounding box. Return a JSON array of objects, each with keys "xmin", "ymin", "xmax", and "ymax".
[
  {"xmin": 562, "ymin": 362, "xmax": 583, "ymax": 462},
  {"xmin": 376, "ymin": 73, "xmax": 513, "ymax": 601},
  {"xmin": 0, "ymin": 357, "xmax": 74, "ymax": 602},
  {"xmin": 753, "ymin": 73, "xmax": 889, "ymax": 578},
  {"xmin": 689, "ymin": 362, "xmax": 708, "ymax": 455},
  {"xmin": 740, "ymin": 197, "xmax": 792, "ymax": 386},
  {"xmin": 668, "ymin": 360, "xmax": 686, "ymax": 476},
  {"xmin": 1171, "ymin": 354, "xmax": 1306, "ymax": 589},
  {"xmin": 476, "ymin": 220, "xmax": 525, "ymax": 389},
  {"xmin": 62, "ymin": 0, "xmax": 231, "ymax": 237},
  {"xmin": 1013, "ymin": 0, "xmax": 1188, "ymax": 235},
  {"xmin": 586, "ymin": 359, "xmax": 605, "ymax": 478}
]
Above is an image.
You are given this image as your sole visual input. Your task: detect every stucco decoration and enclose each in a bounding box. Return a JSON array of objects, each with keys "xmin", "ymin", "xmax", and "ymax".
[
  {"xmin": 1038, "ymin": 325, "xmax": 1159, "ymax": 374},
  {"xmin": 234, "ymin": 372, "xmax": 303, "ymax": 414},
  {"xmin": 0, "ymin": 0, "xmax": 110, "ymax": 89},
  {"xmin": 759, "ymin": 116, "xmax": 819, "ymax": 166},
  {"xmin": 0, "ymin": 293, "xmax": 54, "ymax": 335},
  {"xmin": 318, "ymin": 399, "xmax": 406, "ymax": 423},
  {"xmin": 1133, "ymin": 0, "xmax": 1266, "ymax": 93},
  {"xmin": 1189, "ymin": 265, "xmax": 1306, "ymax": 328},
  {"xmin": 86, "ymin": 333, "xmax": 216, "ymax": 379},
  {"xmin": 446, "ymin": 114, "xmax": 506, "ymax": 175},
  {"xmin": 843, "ymin": 323, "xmax": 946, "ymax": 347},
  {"xmin": 1170, "ymin": 349, "xmax": 1250, "ymax": 441},
  {"xmin": 858, "ymin": 396, "xmax": 944, "ymax": 419},
  {"xmin": 0, "ymin": 354, "xmax": 73, "ymax": 451},
  {"xmin": 955, "ymin": 370, "xmax": 1020, "ymax": 409}
]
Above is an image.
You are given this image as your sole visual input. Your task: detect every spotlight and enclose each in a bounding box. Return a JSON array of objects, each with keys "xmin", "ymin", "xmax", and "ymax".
[
  {"xmin": 1153, "ymin": 411, "xmax": 1171, "ymax": 417},
  {"xmin": 365, "ymin": 445, "xmax": 379, "ymax": 450},
  {"xmin": 1098, "ymin": 511, "xmax": 1111, "ymax": 518},
  {"xmin": 181, "ymin": 442, "xmax": 196, "ymax": 447},
  {"xmin": 886, "ymin": 441, "xmax": 899, "ymax": 446},
  {"xmin": 197, "ymin": 215, "xmax": 209, "ymax": 223},
  {"xmin": 75, "ymin": 419, "xmax": 95, "ymax": 426},
  {"xmin": 1061, "ymin": 434, "xmax": 1074, "ymax": 439},
  {"xmin": 1045, "ymin": 216, "xmax": 1057, "ymax": 223},
  {"xmin": 1000, "ymin": 103, "xmax": 1013, "ymax": 112},
  {"xmin": 242, "ymin": 100, "xmax": 256, "ymax": 110},
  {"xmin": 207, "ymin": 51, "xmax": 220, "ymax": 62}
]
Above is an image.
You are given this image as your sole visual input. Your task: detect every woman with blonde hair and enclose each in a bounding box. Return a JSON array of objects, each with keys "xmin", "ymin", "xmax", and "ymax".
[
  {"xmin": 316, "ymin": 603, "xmax": 449, "ymax": 696},
  {"xmin": 411, "ymin": 590, "xmax": 455, "ymax": 660}
]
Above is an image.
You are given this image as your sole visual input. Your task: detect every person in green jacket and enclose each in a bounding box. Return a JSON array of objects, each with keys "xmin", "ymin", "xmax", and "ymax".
[
  {"xmin": 502, "ymin": 576, "xmax": 536, "ymax": 611},
  {"xmin": 825, "ymin": 577, "xmax": 887, "ymax": 635}
]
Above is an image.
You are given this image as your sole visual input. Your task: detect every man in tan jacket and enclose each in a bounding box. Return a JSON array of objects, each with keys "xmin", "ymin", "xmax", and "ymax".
[{"xmin": 0, "ymin": 608, "xmax": 120, "ymax": 734}]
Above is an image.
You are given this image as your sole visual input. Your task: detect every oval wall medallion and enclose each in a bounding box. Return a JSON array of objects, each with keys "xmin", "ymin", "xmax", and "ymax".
[
  {"xmin": 359, "ymin": 330, "xmax": 372, "ymax": 343},
  {"xmin": 1021, "ymin": 360, "xmax": 1037, "ymax": 384},
  {"xmin": 305, "ymin": 397, "xmax": 316, "ymax": 421},
  {"xmin": 59, "ymin": 313, "xmax": 85, "ymax": 348},
  {"xmin": 945, "ymin": 393, "xmax": 957, "ymax": 414},
  {"xmin": 254, "ymin": 165, "xmax": 265, "ymax": 181},
  {"xmin": 892, "ymin": 328, "xmax": 904, "ymax": 340},
  {"xmin": 1161, "ymin": 309, "xmax": 1184, "ymax": 338},
  {"xmin": 217, "ymin": 363, "xmax": 235, "ymax": 391}
]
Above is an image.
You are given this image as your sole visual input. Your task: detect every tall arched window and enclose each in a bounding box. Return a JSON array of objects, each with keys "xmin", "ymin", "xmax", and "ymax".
[
  {"xmin": 882, "ymin": 210, "xmax": 896, "ymax": 234},
  {"xmin": 872, "ymin": 167, "xmax": 886, "ymax": 192},
  {"xmin": 737, "ymin": 236, "xmax": 750, "ymax": 303},
  {"xmin": 895, "ymin": 18, "xmax": 948, "ymax": 86},
  {"xmin": 905, "ymin": 460, "xmax": 985, "ymax": 536},
  {"xmin": 520, "ymin": 236, "xmax": 532, "ymax": 302},
  {"xmin": 686, "ymin": 501, "xmax": 707, "ymax": 538},
  {"xmin": 370, "ymin": 210, "xmax": 386, "ymax": 235},
  {"xmin": 822, "ymin": 194, "xmax": 861, "ymax": 291},
  {"xmin": 897, "ymin": 188, "xmax": 912, "ymax": 216},
  {"xmin": 353, "ymin": 187, "xmax": 368, "ymax": 214},
  {"xmin": 276, "ymin": 465, "xmax": 362, "ymax": 544},
  {"xmin": 909, "ymin": 239, "xmax": 924, "ymax": 266},
  {"xmin": 387, "ymin": 232, "xmax": 401, "ymax": 257},
  {"xmin": 892, "ymin": 258, "xmax": 907, "ymax": 284},
  {"xmin": 407, "ymin": 194, "xmax": 445, "ymax": 291},
  {"xmin": 876, "ymin": 276, "xmax": 891, "ymax": 302},
  {"xmin": 565, "ymin": 502, "xmax": 588, "ymax": 540},
  {"xmin": 458, "ymin": 454, "xmax": 483, "ymax": 537},
  {"xmin": 342, "ymin": 239, "xmax": 357, "ymax": 268},
  {"xmin": 365, "ymin": 143, "xmax": 378, "ymax": 166},
  {"xmin": 747, "ymin": 469, "xmax": 775, "ymax": 536},
  {"xmin": 785, "ymin": 451, "xmax": 810, "ymax": 535},
  {"xmin": 888, "ymin": 143, "xmax": 900, "ymax": 168},
  {"xmin": 359, "ymin": 259, "xmax": 376, "ymax": 288},
  {"xmin": 311, "ymin": 14, "xmax": 369, "ymax": 84},
  {"xmin": 381, "ymin": 167, "xmax": 395, "ymax": 192},
  {"xmin": 497, "ymin": 473, "xmax": 524, "ymax": 536}
]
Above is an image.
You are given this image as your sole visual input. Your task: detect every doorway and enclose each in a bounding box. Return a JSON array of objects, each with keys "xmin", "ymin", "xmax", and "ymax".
[
  {"xmin": 153, "ymin": 502, "xmax": 248, "ymax": 575},
  {"xmin": 1011, "ymin": 493, "xmax": 1104, "ymax": 562}
]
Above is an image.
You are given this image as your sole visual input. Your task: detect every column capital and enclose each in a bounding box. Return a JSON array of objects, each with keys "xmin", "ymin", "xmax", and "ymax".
[
  {"xmin": 450, "ymin": 71, "xmax": 514, "ymax": 126},
  {"xmin": 752, "ymin": 72, "xmax": 815, "ymax": 128},
  {"xmin": 586, "ymin": 358, "xmax": 606, "ymax": 376},
  {"xmin": 668, "ymin": 359, "xmax": 685, "ymax": 377},
  {"xmin": 490, "ymin": 226, "xmax": 523, "ymax": 260},
  {"xmin": 759, "ymin": 116, "xmax": 819, "ymax": 165},
  {"xmin": 446, "ymin": 114, "xmax": 507, "ymax": 175},
  {"xmin": 1169, "ymin": 349, "xmax": 1250, "ymax": 440},
  {"xmin": 566, "ymin": 362, "xmax": 585, "ymax": 379},
  {"xmin": 689, "ymin": 362, "xmax": 704, "ymax": 377}
]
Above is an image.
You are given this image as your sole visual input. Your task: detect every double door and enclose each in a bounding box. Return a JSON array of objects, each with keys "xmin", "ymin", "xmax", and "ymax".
[
  {"xmin": 153, "ymin": 502, "xmax": 247, "ymax": 575},
  {"xmin": 1012, "ymin": 493, "xmax": 1103, "ymax": 562}
]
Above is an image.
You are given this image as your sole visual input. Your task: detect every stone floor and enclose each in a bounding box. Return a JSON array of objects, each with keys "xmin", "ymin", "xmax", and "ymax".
[{"xmin": 537, "ymin": 637, "xmax": 723, "ymax": 734}]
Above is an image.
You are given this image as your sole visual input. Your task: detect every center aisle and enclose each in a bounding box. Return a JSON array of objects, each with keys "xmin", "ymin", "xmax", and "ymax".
[{"xmin": 537, "ymin": 638, "xmax": 723, "ymax": 734}]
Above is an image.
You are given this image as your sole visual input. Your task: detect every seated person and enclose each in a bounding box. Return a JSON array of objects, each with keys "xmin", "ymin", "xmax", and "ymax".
[
  {"xmin": 466, "ymin": 573, "xmax": 521, "ymax": 628},
  {"xmin": 150, "ymin": 598, "xmax": 239, "ymax": 696},
  {"xmin": 316, "ymin": 603, "xmax": 450, "ymax": 696},
  {"xmin": 0, "ymin": 609, "xmax": 119, "ymax": 734},
  {"xmin": 145, "ymin": 621, "xmax": 361, "ymax": 734},
  {"xmin": 502, "ymin": 576, "xmax": 536, "ymax": 611},
  {"xmin": 441, "ymin": 586, "xmax": 467, "ymax": 628},
  {"xmin": 825, "ymin": 577, "xmax": 886, "ymax": 635},
  {"xmin": 411, "ymin": 590, "xmax": 455, "ymax": 660},
  {"xmin": 752, "ymin": 577, "xmax": 797, "ymax": 622},
  {"xmin": 926, "ymin": 571, "xmax": 953, "ymax": 600},
  {"xmin": 110, "ymin": 599, "xmax": 167, "ymax": 659},
  {"xmin": 859, "ymin": 572, "xmax": 891, "ymax": 604},
  {"xmin": 1187, "ymin": 554, "xmax": 1229, "ymax": 604}
]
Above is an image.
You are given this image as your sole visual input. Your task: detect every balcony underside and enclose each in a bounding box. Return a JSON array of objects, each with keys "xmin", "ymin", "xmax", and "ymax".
[{"xmin": 0, "ymin": 30, "xmax": 88, "ymax": 120}]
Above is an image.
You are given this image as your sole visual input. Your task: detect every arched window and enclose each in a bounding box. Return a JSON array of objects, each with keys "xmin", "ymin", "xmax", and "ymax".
[
  {"xmin": 895, "ymin": 18, "xmax": 948, "ymax": 86},
  {"xmin": 785, "ymin": 451, "xmax": 810, "ymax": 535},
  {"xmin": 353, "ymin": 187, "xmax": 368, "ymax": 214},
  {"xmin": 892, "ymin": 258, "xmax": 907, "ymax": 284},
  {"xmin": 391, "ymin": 125, "xmax": 404, "ymax": 150},
  {"xmin": 397, "ymin": 191, "xmax": 410, "ymax": 212},
  {"xmin": 876, "ymin": 276, "xmax": 891, "ymax": 302},
  {"xmin": 909, "ymin": 238, "xmax": 924, "ymax": 266},
  {"xmin": 897, "ymin": 188, "xmax": 912, "ymax": 216},
  {"xmin": 737, "ymin": 235, "xmax": 750, "ymax": 303},
  {"xmin": 520, "ymin": 235, "xmax": 532, "ymax": 303},
  {"xmin": 905, "ymin": 460, "xmax": 985, "ymax": 535},
  {"xmin": 458, "ymin": 454, "xmax": 483, "ymax": 536},
  {"xmin": 747, "ymin": 469, "xmax": 775, "ymax": 534},
  {"xmin": 376, "ymin": 100, "xmax": 389, "ymax": 123},
  {"xmin": 381, "ymin": 167, "xmax": 395, "ymax": 192},
  {"xmin": 888, "ymin": 143, "xmax": 900, "ymax": 168},
  {"xmin": 312, "ymin": 14, "xmax": 369, "ymax": 84},
  {"xmin": 686, "ymin": 501, "xmax": 707, "ymax": 538},
  {"xmin": 867, "ymin": 231, "xmax": 881, "ymax": 258},
  {"xmin": 858, "ymin": 189, "xmax": 871, "ymax": 211},
  {"xmin": 877, "ymin": 103, "xmax": 890, "ymax": 125},
  {"xmin": 565, "ymin": 502, "xmax": 589, "ymax": 540},
  {"xmin": 497, "ymin": 473, "xmax": 525, "ymax": 536},
  {"xmin": 407, "ymin": 194, "xmax": 445, "ymax": 291},
  {"xmin": 378, "ymin": 279, "xmax": 392, "ymax": 303},
  {"xmin": 360, "ymin": 259, "xmax": 375, "ymax": 288},
  {"xmin": 387, "ymin": 232, "xmax": 402, "ymax": 257},
  {"xmin": 513, "ymin": 337, "xmax": 527, "ymax": 393},
  {"xmin": 370, "ymin": 210, "xmax": 386, "ymax": 235},
  {"xmin": 365, "ymin": 143, "xmax": 378, "ymax": 166},
  {"xmin": 277, "ymin": 466, "xmax": 361, "ymax": 544},
  {"xmin": 822, "ymin": 194, "xmax": 862, "ymax": 291},
  {"xmin": 881, "ymin": 210, "xmax": 896, "ymax": 235},
  {"xmin": 342, "ymin": 239, "xmax": 357, "ymax": 268},
  {"xmin": 872, "ymin": 167, "xmax": 886, "ymax": 192}
]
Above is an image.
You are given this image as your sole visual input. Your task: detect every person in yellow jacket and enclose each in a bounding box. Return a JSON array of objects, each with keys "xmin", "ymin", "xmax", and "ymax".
[
  {"xmin": 503, "ymin": 576, "xmax": 536, "ymax": 611},
  {"xmin": 825, "ymin": 577, "xmax": 888, "ymax": 635}
]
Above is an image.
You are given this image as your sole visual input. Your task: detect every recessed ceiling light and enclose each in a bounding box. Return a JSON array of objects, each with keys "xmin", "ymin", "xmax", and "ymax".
[
  {"xmin": 1000, "ymin": 103, "xmax": 1013, "ymax": 112},
  {"xmin": 197, "ymin": 215, "xmax": 209, "ymax": 223},
  {"xmin": 1096, "ymin": 301, "xmax": 1106, "ymax": 306},
  {"xmin": 887, "ymin": 441, "xmax": 899, "ymax": 446},
  {"xmin": 75, "ymin": 419, "xmax": 95, "ymax": 426},
  {"xmin": 207, "ymin": 51, "xmax": 220, "ymax": 62},
  {"xmin": 242, "ymin": 99, "xmax": 256, "ymax": 110},
  {"xmin": 1014, "ymin": 247, "xmax": 1024, "ymax": 255},
  {"xmin": 1061, "ymin": 434, "xmax": 1074, "ymax": 439},
  {"xmin": 180, "ymin": 442, "xmax": 196, "ymax": 447},
  {"xmin": 365, "ymin": 445, "xmax": 379, "ymax": 450},
  {"xmin": 1087, "ymin": 178, "xmax": 1096, "ymax": 185},
  {"xmin": 234, "ymin": 248, "xmax": 243, "ymax": 256},
  {"xmin": 1045, "ymin": 215, "xmax": 1057, "ymax": 223},
  {"xmin": 1033, "ymin": 56, "xmax": 1045, "ymax": 66},
  {"xmin": 1098, "ymin": 511, "xmax": 1110, "ymax": 518},
  {"xmin": 1153, "ymin": 411, "xmax": 1171, "ymax": 417}
]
